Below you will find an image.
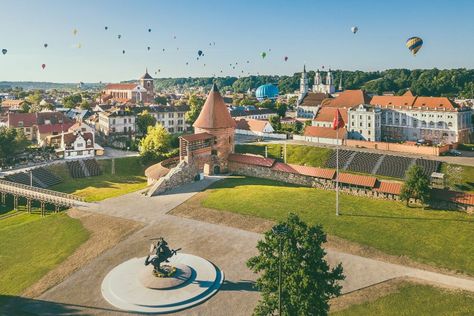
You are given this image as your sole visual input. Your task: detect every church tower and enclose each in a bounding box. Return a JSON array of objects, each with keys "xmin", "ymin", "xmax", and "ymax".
[
  {"xmin": 299, "ymin": 65, "xmax": 308, "ymax": 95},
  {"xmin": 325, "ymin": 69, "xmax": 336, "ymax": 94},
  {"xmin": 312, "ymin": 69, "xmax": 322, "ymax": 92},
  {"xmin": 139, "ymin": 68, "xmax": 155, "ymax": 102}
]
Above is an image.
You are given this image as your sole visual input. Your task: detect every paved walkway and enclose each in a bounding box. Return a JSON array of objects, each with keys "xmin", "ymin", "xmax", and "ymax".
[{"xmin": 17, "ymin": 177, "xmax": 474, "ymax": 315}]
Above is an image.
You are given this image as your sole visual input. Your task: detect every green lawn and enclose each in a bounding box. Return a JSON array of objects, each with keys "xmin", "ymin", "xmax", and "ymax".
[
  {"xmin": 0, "ymin": 213, "xmax": 89, "ymax": 295},
  {"xmin": 440, "ymin": 163, "xmax": 474, "ymax": 193},
  {"xmin": 332, "ymin": 283, "xmax": 474, "ymax": 315},
  {"xmin": 235, "ymin": 144, "xmax": 332, "ymax": 167},
  {"xmin": 202, "ymin": 176, "xmax": 474, "ymax": 275},
  {"xmin": 48, "ymin": 157, "xmax": 148, "ymax": 202}
]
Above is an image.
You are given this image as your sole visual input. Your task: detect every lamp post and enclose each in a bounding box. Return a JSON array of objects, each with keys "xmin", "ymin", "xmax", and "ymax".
[{"xmin": 272, "ymin": 224, "xmax": 288, "ymax": 316}]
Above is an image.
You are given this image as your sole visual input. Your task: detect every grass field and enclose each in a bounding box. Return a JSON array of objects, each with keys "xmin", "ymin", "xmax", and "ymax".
[
  {"xmin": 0, "ymin": 213, "xmax": 89, "ymax": 295},
  {"xmin": 202, "ymin": 176, "xmax": 474, "ymax": 275},
  {"xmin": 48, "ymin": 157, "xmax": 148, "ymax": 202},
  {"xmin": 440, "ymin": 162, "xmax": 474, "ymax": 193},
  {"xmin": 235, "ymin": 144, "xmax": 332, "ymax": 167},
  {"xmin": 332, "ymin": 282, "xmax": 474, "ymax": 315}
]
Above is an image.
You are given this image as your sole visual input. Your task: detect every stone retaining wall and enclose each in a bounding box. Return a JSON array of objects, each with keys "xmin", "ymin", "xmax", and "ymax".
[{"xmin": 146, "ymin": 160, "xmax": 199, "ymax": 196}]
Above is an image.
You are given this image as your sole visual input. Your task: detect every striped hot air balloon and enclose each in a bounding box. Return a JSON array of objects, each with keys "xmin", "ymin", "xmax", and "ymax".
[{"xmin": 406, "ymin": 36, "xmax": 423, "ymax": 56}]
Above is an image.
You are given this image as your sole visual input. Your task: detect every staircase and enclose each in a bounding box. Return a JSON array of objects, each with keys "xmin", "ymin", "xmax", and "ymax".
[
  {"xmin": 343, "ymin": 151, "xmax": 357, "ymax": 170},
  {"xmin": 78, "ymin": 160, "xmax": 90, "ymax": 177},
  {"xmin": 371, "ymin": 155, "xmax": 386, "ymax": 175}
]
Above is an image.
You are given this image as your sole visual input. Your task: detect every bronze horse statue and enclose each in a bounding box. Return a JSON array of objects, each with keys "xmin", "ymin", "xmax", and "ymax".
[{"xmin": 145, "ymin": 237, "xmax": 180, "ymax": 274}]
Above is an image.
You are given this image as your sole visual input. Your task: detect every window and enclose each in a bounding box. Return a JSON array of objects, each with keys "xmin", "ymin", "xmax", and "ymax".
[
  {"xmin": 368, "ymin": 130, "xmax": 371, "ymax": 135},
  {"xmin": 351, "ymin": 122, "xmax": 354, "ymax": 126},
  {"xmin": 128, "ymin": 118, "xmax": 132, "ymax": 123},
  {"xmin": 359, "ymin": 122, "xmax": 362, "ymax": 127},
  {"xmin": 168, "ymin": 120, "xmax": 173, "ymax": 126},
  {"xmin": 368, "ymin": 122, "xmax": 371, "ymax": 127},
  {"xmin": 177, "ymin": 126, "xmax": 183, "ymax": 132},
  {"xmin": 448, "ymin": 122, "xmax": 453, "ymax": 128},
  {"xmin": 168, "ymin": 113, "xmax": 173, "ymax": 118},
  {"xmin": 169, "ymin": 127, "xmax": 174, "ymax": 133},
  {"xmin": 178, "ymin": 119, "xmax": 183, "ymax": 125},
  {"xmin": 421, "ymin": 121, "xmax": 426, "ymax": 127},
  {"xmin": 437, "ymin": 121, "xmax": 443, "ymax": 128},
  {"xmin": 112, "ymin": 119, "xmax": 116, "ymax": 124},
  {"xmin": 123, "ymin": 118, "xmax": 127, "ymax": 124},
  {"xmin": 429, "ymin": 121, "xmax": 434, "ymax": 128},
  {"xmin": 211, "ymin": 150, "xmax": 217, "ymax": 155},
  {"xmin": 123, "ymin": 127, "xmax": 127, "ymax": 133}
]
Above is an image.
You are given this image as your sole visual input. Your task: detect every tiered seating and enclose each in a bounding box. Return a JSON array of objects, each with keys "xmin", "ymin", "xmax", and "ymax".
[
  {"xmin": 376, "ymin": 155, "xmax": 414, "ymax": 179},
  {"xmin": 325, "ymin": 150, "xmax": 354, "ymax": 169},
  {"xmin": 346, "ymin": 152, "xmax": 382, "ymax": 174},
  {"xmin": 83, "ymin": 159, "xmax": 101, "ymax": 176},
  {"xmin": 66, "ymin": 160, "xmax": 86, "ymax": 178},
  {"xmin": 5, "ymin": 172, "xmax": 34, "ymax": 186},
  {"xmin": 32, "ymin": 167, "xmax": 62, "ymax": 187},
  {"xmin": 415, "ymin": 158, "xmax": 440, "ymax": 176}
]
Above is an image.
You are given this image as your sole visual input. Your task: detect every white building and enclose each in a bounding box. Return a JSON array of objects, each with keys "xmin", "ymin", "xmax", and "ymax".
[
  {"xmin": 47, "ymin": 130, "xmax": 103, "ymax": 159},
  {"xmin": 347, "ymin": 104, "xmax": 382, "ymax": 141},
  {"xmin": 98, "ymin": 107, "xmax": 136, "ymax": 136},
  {"xmin": 147, "ymin": 105, "xmax": 189, "ymax": 134}
]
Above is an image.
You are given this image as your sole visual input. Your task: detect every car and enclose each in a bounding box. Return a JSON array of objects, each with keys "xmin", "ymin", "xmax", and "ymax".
[{"xmin": 448, "ymin": 149, "xmax": 461, "ymax": 156}]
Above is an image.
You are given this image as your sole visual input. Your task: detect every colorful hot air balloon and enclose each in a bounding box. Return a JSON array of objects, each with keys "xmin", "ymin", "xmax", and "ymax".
[
  {"xmin": 198, "ymin": 50, "xmax": 203, "ymax": 56},
  {"xmin": 261, "ymin": 52, "xmax": 266, "ymax": 59},
  {"xmin": 406, "ymin": 36, "xmax": 423, "ymax": 56},
  {"xmin": 41, "ymin": 64, "xmax": 46, "ymax": 69},
  {"xmin": 44, "ymin": 43, "xmax": 48, "ymax": 48},
  {"xmin": 284, "ymin": 56, "xmax": 288, "ymax": 61},
  {"xmin": 2, "ymin": 49, "xmax": 7, "ymax": 55},
  {"xmin": 351, "ymin": 26, "xmax": 358, "ymax": 34},
  {"xmin": 77, "ymin": 43, "xmax": 82, "ymax": 49}
]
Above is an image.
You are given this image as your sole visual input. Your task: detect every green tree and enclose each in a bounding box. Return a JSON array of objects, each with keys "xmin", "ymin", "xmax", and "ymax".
[
  {"xmin": 400, "ymin": 165, "xmax": 431, "ymax": 206},
  {"xmin": 20, "ymin": 101, "xmax": 31, "ymax": 113},
  {"xmin": 269, "ymin": 115, "xmax": 281, "ymax": 132},
  {"xmin": 139, "ymin": 124, "xmax": 172, "ymax": 162},
  {"xmin": 154, "ymin": 95, "xmax": 168, "ymax": 105},
  {"xmin": 185, "ymin": 95, "xmax": 204, "ymax": 125},
  {"xmin": 247, "ymin": 213, "xmax": 344, "ymax": 316},
  {"xmin": 0, "ymin": 127, "xmax": 29, "ymax": 164},
  {"xmin": 293, "ymin": 121, "xmax": 303, "ymax": 134},
  {"xmin": 275, "ymin": 101, "xmax": 287, "ymax": 117},
  {"xmin": 137, "ymin": 110, "xmax": 157, "ymax": 135},
  {"xmin": 79, "ymin": 100, "xmax": 91, "ymax": 110}
]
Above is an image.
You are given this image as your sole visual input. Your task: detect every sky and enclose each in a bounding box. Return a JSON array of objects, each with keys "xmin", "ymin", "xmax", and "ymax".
[{"xmin": 1, "ymin": 0, "xmax": 473, "ymax": 83}]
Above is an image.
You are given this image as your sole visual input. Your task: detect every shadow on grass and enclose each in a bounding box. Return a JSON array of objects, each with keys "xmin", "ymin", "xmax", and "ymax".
[
  {"xmin": 51, "ymin": 175, "xmax": 146, "ymax": 194},
  {"xmin": 0, "ymin": 295, "xmax": 131, "ymax": 315},
  {"xmin": 221, "ymin": 280, "xmax": 258, "ymax": 292},
  {"xmin": 341, "ymin": 212, "xmax": 473, "ymax": 223}
]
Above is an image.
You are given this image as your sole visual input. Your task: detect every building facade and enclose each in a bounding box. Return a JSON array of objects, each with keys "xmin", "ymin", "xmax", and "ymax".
[
  {"xmin": 347, "ymin": 104, "xmax": 382, "ymax": 141},
  {"xmin": 101, "ymin": 70, "xmax": 155, "ymax": 104},
  {"xmin": 98, "ymin": 108, "xmax": 136, "ymax": 136},
  {"xmin": 147, "ymin": 105, "xmax": 189, "ymax": 133}
]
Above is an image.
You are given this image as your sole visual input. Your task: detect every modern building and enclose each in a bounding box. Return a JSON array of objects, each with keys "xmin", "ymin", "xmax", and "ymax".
[
  {"xmin": 147, "ymin": 105, "xmax": 189, "ymax": 133},
  {"xmin": 97, "ymin": 107, "xmax": 136, "ymax": 136}
]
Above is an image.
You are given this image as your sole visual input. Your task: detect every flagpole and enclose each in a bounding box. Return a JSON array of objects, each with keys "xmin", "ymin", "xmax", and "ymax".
[{"xmin": 336, "ymin": 127, "xmax": 339, "ymax": 216}]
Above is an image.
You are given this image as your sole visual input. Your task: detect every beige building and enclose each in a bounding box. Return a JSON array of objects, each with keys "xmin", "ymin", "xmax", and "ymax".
[
  {"xmin": 147, "ymin": 105, "xmax": 189, "ymax": 133},
  {"xmin": 98, "ymin": 108, "xmax": 136, "ymax": 136}
]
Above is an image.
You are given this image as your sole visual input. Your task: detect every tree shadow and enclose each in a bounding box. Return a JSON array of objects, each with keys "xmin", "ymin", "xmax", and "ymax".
[
  {"xmin": 220, "ymin": 280, "xmax": 258, "ymax": 292},
  {"xmin": 0, "ymin": 295, "xmax": 132, "ymax": 315}
]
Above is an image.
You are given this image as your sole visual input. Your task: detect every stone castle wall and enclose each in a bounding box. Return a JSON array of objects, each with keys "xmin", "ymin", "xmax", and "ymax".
[{"xmin": 146, "ymin": 160, "xmax": 199, "ymax": 196}]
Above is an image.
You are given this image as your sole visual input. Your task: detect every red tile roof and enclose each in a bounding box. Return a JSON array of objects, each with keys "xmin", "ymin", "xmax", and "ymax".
[
  {"xmin": 37, "ymin": 122, "xmax": 75, "ymax": 134},
  {"xmin": 180, "ymin": 132, "xmax": 214, "ymax": 142},
  {"xmin": 431, "ymin": 189, "xmax": 474, "ymax": 206},
  {"xmin": 370, "ymin": 91, "xmax": 458, "ymax": 111},
  {"xmin": 337, "ymin": 173, "xmax": 377, "ymax": 188},
  {"xmin": 303, "ymin": 126, "xmax": 346, "ymax": 139},
  {"xmin": 299, "ymin": 92, "xmax": 330, "ymax": 107},
  {"xmin": 104, "ymin": 83, "xmax": 138, "ymax": 90},
  {"xmin": 271, "ymin": 162, "xmax": 335, "ymax": 179},
  {"xmin": 314, "ymin": 107, "xmax": 348, "ymax": 123},
  {"xmin": 228, "ymin": 153, "xmax": 275, "ymax": 167},
  {"xmin": 7, "ymin": 113, "xmax": 37, "ymax": 127},
  {"xmin": 235, "ymin": 118, "xmax": 271, "ymax": 133},
  {"xmin": 375, "ymin": 181, "xmax": 402, "ymax": 195},
  {"xmin": 193, "ymin": 84, "xmax": 236, "ymax": 129},
  {"xmin": 322, "ymin": 90, "xmax": 371, "ymax": 108}
]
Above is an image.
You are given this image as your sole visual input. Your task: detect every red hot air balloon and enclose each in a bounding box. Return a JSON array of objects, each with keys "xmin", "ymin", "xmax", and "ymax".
[{"xmin": 41, "ymin": 64, "xmax": 46, "ymax": 69}]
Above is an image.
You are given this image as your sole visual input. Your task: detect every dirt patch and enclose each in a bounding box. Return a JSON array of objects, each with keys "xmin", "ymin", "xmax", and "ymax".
[
  {"xmin": 169, "ymin": 191, "xmax": 275, "ymax": 233},
  {"xmin": 22, "ymin": 209, "xmax": 143, "ymax": 298},
  {"xmin": 170, "ymin": 191, "xmax": 470, "ymax": 278}
]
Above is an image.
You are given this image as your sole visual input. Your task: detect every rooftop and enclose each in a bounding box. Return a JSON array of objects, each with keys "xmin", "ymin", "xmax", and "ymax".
[{"xmin": 193, "ymin": 83, "xmax": 236, "ymax": 129}]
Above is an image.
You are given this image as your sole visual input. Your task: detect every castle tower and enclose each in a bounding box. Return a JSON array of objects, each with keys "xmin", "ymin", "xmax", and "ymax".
[
  {"xmin": 299, "ymin": 65, "xmax": 308, "ymax": 95},
  {"xmin": 193, "ymin": 83, "xmax": 236, "ymax": 173},
  {"xmin": 139, "ymin": 68, "xmax": 155, "ymax": 102}
]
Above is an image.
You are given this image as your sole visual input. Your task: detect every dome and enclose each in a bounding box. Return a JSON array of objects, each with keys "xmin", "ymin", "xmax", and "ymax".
[{"xmin": 255, "ymin": 84, "xmax": 279, "ymax": 101}]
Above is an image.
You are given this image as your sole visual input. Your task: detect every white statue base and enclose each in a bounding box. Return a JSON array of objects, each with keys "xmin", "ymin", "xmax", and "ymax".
[{"xmin": 101, "ymin": 253, "xmax": 224, "ymax": 314}]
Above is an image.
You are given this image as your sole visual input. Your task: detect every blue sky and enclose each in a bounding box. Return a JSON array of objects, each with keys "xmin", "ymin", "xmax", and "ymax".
[{"xmin": 0, "ymin": 0, "xmax": 473, "ymax": 82}]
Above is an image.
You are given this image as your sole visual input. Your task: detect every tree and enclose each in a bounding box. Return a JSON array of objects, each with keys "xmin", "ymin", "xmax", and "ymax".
[
  {"xmin": 247, "ymin": 213, "xmax": 344, "ymax": 316},
  {"xmin": 0, "ymin": 127, "xmax": 29, "ymax": 164},
  {"xmin": 154, "ymin": 95, "xmax": 168, "ymax": 105},
  {"xmin": 139, "ymin": 124, "xmax": 172, "ymax": 162},
  {"xmin": 185, "ymin": 95, "xmax": 204, "ymax": 125},
  {"xmin": 293, "ymin": 121, "xmax": 303, "ymax": 134},
  {"xmin": 275, "ymin": 101, "xmax": 287, "ymax": 117},
  {"xmin": 137, "ymin": 110, "xmax": 157, "ymax": 135},
  {"xmin": 79, "ymin": 100, "xmax": 92, "ymax": 110},
  {"xmin": 445, "ymin": 165, "xmax": 463, "ymax": 190},
  {"xmin": 269, "ymin": 115, "xmax": 281, "ymax": 132},
  {"xmin": 400, "ymin": 165, "xmax": 431, "ymax": 206}
]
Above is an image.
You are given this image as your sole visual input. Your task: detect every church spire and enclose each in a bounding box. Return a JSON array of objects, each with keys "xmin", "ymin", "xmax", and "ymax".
[
  {"xmin": 338, "ymin": 74, "xmax": 343, "ymax": 91},
  {"xmin": 300, "ymin": 65, "xmax": 308, "ymax": 95}
]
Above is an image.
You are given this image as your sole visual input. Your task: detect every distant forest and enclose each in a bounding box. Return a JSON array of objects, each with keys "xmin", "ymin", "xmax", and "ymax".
[
  {"xmin": 2, "ymin": 68, "xmax": 474, "ymax": 98},
  {"xmin": 153, "ymin": 68, "xmax": 474, "ymax": 98}
]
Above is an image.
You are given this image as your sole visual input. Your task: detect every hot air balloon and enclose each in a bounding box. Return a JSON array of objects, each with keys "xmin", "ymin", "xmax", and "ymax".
[
  {"xmin": 2, "ymin": 49, "xmax": 7, "ymax": 55},
  {"xmin": 173, "ymin": 35, "xmax": 176, "ymax": 39},
  {"xmin": 284, "ymin": 56, "xmax": 288, "ymax": 61},
  {"xmin": 351, "ymin": 26, "xmax": 358, "ymax": 34},
  {"xmin": 261, "ymin": 52, "xmax": 266, "ymax": 59},
  {"xmin": 157, "ymin": 69, "xmax": 160, "ymax": 72},
  {"xmin": 44, "ymin": 43, "xmax": 48, "ymax": 48},
  {"xmin": 122, "ymin": 50, "xmax": 126, "ymax": 54},
  {"xmin": 246, "ymin": 60, "xmax": 249, "ymax": 64},
  {"xmin": 162, "ymin": 48, "xmax": 165, "ymax": 52},
  {"xmin": 406, "ymin": 36, "xmax": 423, "ymax": 56},
  {"xmin": 147, "ymin": 46, "xmax": 151, "ymax": 51},
  {"xmin": 41, "ymin": 64, "xmax": 46, "ymax": 69},
  {"xmin": 148, "ymin": 28, "xmax": 152, "ymax": 32},
  {"xmin": 77, "ymin": 43, "xmax": 82, "ymax": 49},
  {"xmin": 186, "ymin": 62, "xmax": 189, "ymax": 65},
  {"xmin": 204, "ymin": 64, "xmax": 206, "ymax": 67},
  {"xmin": 198, "ymin": 50, "xmax": 203, "ymax": 56},
  {"xmin": 73, "ymin": 29, "xmax": 78, "ymax": 36},
  {"xmin": 117, "ymin": 34, "xmax": 121, "ymax": 39},
  {"xmin": 105, "ymin": 26, "xmax": 108, "ymax": 30}
]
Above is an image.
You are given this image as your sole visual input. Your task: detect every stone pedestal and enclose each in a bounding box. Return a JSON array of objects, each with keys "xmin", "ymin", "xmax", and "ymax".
[{"xmin": 101, "ymin": 253, "xmax": 224, "ymax": 314}]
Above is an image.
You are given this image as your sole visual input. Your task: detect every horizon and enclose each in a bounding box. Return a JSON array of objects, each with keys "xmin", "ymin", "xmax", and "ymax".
[{"xmin": 1, "ymin": 0, "xmax": 474, "ymax": 82}]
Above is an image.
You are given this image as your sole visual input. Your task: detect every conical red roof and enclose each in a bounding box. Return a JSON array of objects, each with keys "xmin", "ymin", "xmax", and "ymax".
[{"xmin": 193, "ymin": 84, "xmax": 236, "ymax": 129}]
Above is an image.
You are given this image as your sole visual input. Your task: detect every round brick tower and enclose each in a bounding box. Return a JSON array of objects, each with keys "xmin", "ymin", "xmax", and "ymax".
[{"xmin": 193, "ymin": 83, "xmax": 236, "ymax": 174}]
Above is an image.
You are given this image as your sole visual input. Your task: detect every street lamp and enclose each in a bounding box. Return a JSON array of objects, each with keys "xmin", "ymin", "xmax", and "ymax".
[{"xmin": 272, "ymin": 224, "xmax": 288, "ymax": 316}]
